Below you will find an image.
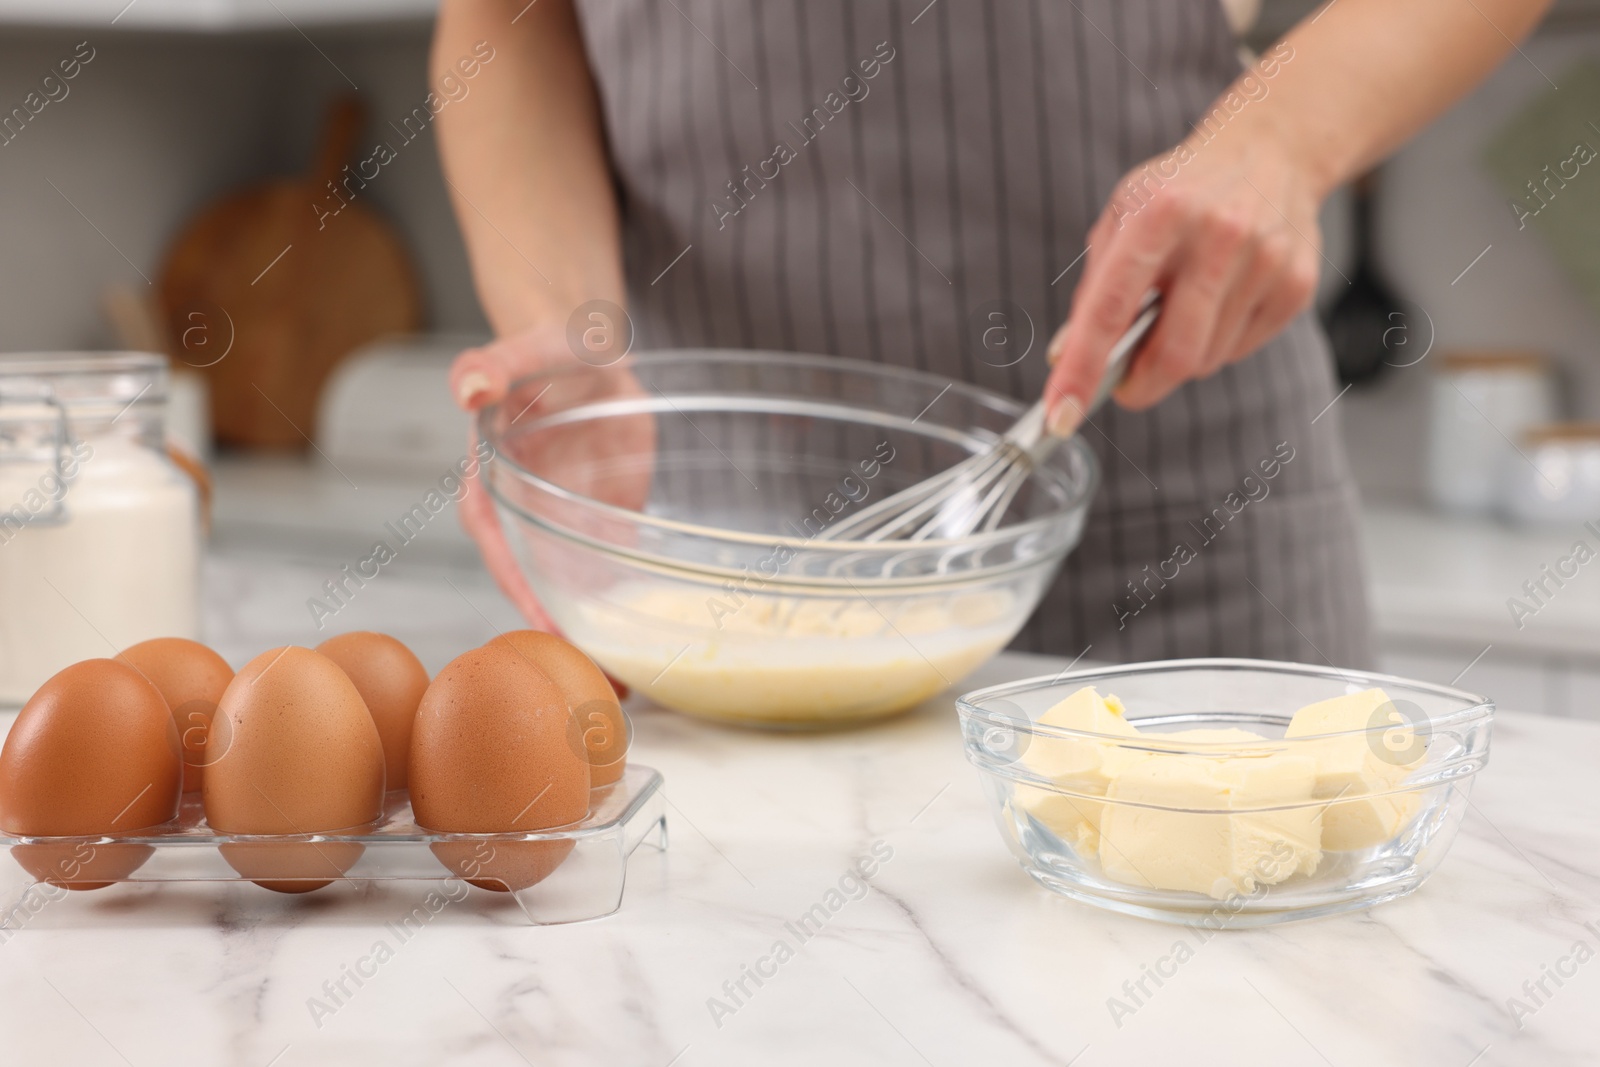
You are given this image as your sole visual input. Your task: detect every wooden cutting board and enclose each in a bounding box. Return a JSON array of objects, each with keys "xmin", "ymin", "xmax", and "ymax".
[{"xmin": 157, "ymin": 96, "xmax": 422, "ymax": 450}]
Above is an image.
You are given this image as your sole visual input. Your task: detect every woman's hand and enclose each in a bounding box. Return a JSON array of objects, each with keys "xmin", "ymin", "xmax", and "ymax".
[
  {"xmin": 451, "ymin": 323, "xmax": 655, "ymax": 640},
  {"xmin": 1042, "ymin": 0, "xmax": 1559, "ymax": 435},
  {"xmin": 452, "ymin": 325, "xmax": 571, "ymax": 631},
  {"xmin": 1042, "ymin": 120, "xmax": 1324, "ymax": 436}
]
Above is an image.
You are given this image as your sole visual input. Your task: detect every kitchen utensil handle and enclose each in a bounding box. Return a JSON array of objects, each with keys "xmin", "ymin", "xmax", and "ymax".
[
  {"xmin": 1088, "ymin": 289, "xmax": 1160, "ymax": 417},
  {"xmin": 310, "ymin": 95, "xmax": 367, "ymax": 189},
  {"xmin": 1007, "ymin": 290, "xmax": 1161, "ymax": 454}
]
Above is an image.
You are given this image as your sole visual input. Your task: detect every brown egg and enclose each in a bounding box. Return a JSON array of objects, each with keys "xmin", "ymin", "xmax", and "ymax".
[
  {"xmin": 0, "ymin": 659, "xmax": 182, "ymax": 889},
  {"xmin": 411, "ymin": 642, "xmax": 590, "ymax": 891},
  {"xmin": 315, "ymin": 632, "xmax": 429, "ymax": 791},
  {"xmin": 116, "ymin": 637, "xmax": 234, "ymax": 793},
  {"xmin": 429, "ymin": 835, "xmax": 574, "ymax": 895},
  {"xmin": 204, "ymin": 646, "xmax": 384, "ymax": 893},
  {"xmin": 487, "ymin": 630, "xmax": 628, "ymax": 787}
]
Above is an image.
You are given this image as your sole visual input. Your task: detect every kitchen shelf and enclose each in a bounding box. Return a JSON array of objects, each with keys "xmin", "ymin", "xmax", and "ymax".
[{"xmin": 0, "ymin": 0, "xmax": 438, "ymax": 32}]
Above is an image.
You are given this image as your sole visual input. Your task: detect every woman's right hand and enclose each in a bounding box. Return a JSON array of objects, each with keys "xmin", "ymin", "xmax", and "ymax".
[{"xmin": 450, "ymin": 322, "xmax": 654, "ymax": 634}]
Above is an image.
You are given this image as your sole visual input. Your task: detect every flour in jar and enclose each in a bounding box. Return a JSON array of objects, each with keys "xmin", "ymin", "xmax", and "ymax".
[{"xmin": 0, "ymin": 438, "xmax": 200, "ymax": 705}]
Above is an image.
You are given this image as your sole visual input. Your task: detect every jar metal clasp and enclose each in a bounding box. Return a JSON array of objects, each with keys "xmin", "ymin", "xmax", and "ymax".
[{"xmin": 0, "ymin": 388, "xmax": 76, "ymax": 528}]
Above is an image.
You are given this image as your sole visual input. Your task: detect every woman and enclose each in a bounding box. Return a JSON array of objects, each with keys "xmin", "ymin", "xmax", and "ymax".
[{"xmin": 436, "ymin": 0, "xmax": 1549, "ymax": 668}]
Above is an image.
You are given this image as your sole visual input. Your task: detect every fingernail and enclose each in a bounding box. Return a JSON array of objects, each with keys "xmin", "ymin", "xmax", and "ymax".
[
  {"xmin": 1046, "ymin": 338, "xmax": 1064, "ymax": 365},
  {"xmin": 456, "ymin": 370, "xmax": 492, "ymax": 408},
  {"xmin": 1048, "ymin": 399, "xmax": 1084, "ymax": 438}
]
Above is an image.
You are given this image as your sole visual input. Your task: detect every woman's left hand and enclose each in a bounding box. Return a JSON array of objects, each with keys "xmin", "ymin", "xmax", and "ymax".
[{"xmin": 1042, "ymin": 122, "xmax": 1326, "ymax": 436}]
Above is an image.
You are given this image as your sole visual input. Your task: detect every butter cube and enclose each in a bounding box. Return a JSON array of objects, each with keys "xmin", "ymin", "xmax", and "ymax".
[
  {"xmin": 1098, "ymin": 752, "xmax": 1322, "ymax": 900},
  {"xmin": 1035, "ymin": 686, "xmax": 1141, "ymax": 740},
  {"xmin": 1016, "ymin": 749, "xmax": 1148, "ymax": 854},
  {"xmin": 1216, "ymin": 756, "xmax": 1324, "ymax": 882},
  {"xmin": 1016, "ymin": 687, "xmax": 1144, "ymax": 853},
  {"xmin": 1286, "ymin": 688, "xmax": 1425, "ymax": 851}
]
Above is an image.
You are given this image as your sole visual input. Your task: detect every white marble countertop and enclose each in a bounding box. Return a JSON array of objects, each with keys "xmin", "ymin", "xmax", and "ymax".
[
  {"xmin": 1364, "ymin": 504, "xmax": 1600, "ymax": 661},
  {"xmin": 3, "ymin": 581, "xmax": 1598, "ymax": 1067}
]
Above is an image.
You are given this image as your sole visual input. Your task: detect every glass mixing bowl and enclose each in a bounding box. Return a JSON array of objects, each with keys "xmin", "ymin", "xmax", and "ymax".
[
  {"xmin": 958, "ymin": 660, "xmax": 1494, "ymax": 926},
  {"xmin": 479, "ymin": 350, "xmax": 1097, "ymax": 728}
]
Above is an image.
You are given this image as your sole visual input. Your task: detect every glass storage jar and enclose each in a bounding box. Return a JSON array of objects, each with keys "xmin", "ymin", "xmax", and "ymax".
[
  {"xmin": 1425, "ymin": 350, "xmax": 1555, "ymax": 514},
  {"xmin": 0, "ymin": 353, "xmax": 200, "ymax": 706}
]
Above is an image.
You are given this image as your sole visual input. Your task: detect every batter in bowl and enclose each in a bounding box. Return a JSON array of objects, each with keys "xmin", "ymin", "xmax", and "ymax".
[{"xmin": 566, "ymin": 584, "xmax": 1016, "ymax": 726}]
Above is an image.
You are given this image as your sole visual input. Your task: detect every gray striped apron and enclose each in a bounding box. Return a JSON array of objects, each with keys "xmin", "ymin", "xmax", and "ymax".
[{"xmin": 573, "ymin": 0, "xmax": 1375, "ymax": 669}]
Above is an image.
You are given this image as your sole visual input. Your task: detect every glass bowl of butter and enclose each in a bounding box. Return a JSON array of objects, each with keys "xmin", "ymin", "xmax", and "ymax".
[
  {"xmin": 479, "ymin": 351, "xmax": 1096, "ymax": 728},
  {"xmin": 958, "ymin": 660, "xmax": 1494, "ymax": 926}
]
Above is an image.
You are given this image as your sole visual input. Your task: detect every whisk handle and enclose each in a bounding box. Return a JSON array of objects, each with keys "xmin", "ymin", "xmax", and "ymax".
[
  {"xmin": 1010, "ymin": 290, "xmax": 1161, "ymax": 458},
  {"xmin": 1087, "ymin": 289, "xmax": 1161, "ymax": 419}
]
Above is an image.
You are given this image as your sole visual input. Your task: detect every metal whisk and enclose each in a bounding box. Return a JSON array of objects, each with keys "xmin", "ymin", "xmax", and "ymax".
[{"xmin": 820, "ymin": 293, "xmax": 1160, "ymax": 543}]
